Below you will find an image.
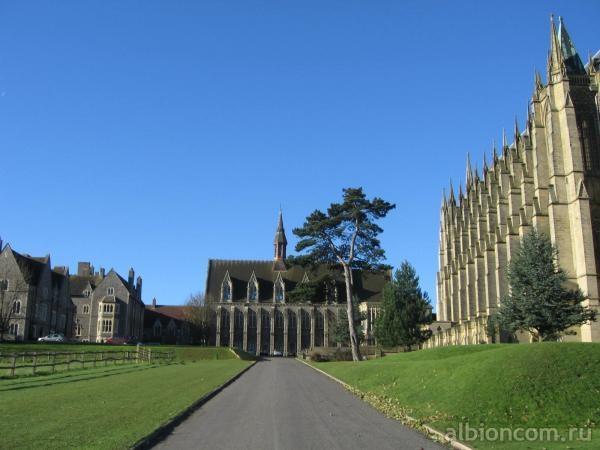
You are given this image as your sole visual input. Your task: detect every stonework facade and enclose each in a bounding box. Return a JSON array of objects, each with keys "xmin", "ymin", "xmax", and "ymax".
[
  {"xmin": 429, "ymin": 19, "xmax": 600, "ymax": 347},
  {"xmin": 205, "ymin": 212, "xmax": 388, "ymax": 356},
  {"xmin": 71, "ymin": 262, "xmax": 145, "ymax": 342},
  {"xmin": 0, "ymin": 242, "xmax": 74, "ymax": 341}
]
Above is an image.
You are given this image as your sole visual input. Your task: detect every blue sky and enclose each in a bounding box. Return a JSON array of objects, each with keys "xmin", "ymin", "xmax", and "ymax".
[{"xmin": 1, "ymin": 1, "xmax": 598, "ymax": 307}]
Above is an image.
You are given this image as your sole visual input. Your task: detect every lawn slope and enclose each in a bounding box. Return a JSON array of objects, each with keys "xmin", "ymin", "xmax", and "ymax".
[
  {"xmin": 315, "ymin": 343, "xmax": 600, "ymax": 449},
  {"xmin": 0, "ymin": 358, "xmax": 251, "ymax": 449}
]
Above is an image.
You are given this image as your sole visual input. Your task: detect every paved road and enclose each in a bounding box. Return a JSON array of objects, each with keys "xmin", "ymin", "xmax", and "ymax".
[{"xmin": 155, "ymin": 358, "xmax": 443, "ymax": 450}]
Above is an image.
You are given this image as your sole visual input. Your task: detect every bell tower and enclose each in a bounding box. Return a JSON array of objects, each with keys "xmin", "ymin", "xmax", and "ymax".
[{"xmin": 273, "ymin": 209, "xmax": 287, "ymax": 262}]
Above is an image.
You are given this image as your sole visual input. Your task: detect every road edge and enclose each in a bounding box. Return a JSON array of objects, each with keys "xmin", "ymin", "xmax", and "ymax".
[
  {"xmin": 132, "ymin": 360, "xmax": 257, "ymax": 450},
  {"xmin": 296, "ymin": 358, "xmax": 473, "ymax": 450}
]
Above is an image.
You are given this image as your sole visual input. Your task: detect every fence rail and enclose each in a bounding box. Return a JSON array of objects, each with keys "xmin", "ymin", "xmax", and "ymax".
[{"xmin": 0, "ymin": 346, "xmax": 174, "ymax": 377}]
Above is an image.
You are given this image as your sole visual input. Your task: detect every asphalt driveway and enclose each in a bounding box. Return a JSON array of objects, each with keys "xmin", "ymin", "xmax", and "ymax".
[{"xmin": 154, "ymin": 358, "xmax": 443, "ymax": 450}]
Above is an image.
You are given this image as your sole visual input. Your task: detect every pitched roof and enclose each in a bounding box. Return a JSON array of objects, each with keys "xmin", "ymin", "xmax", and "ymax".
[
  {"xmin": 69, "ymin": 275, "xmax": 97, "ymax": 296},
  {"xmin": 144, "ymin": 306, "xmax": 187, "ymax": 327},
  {"xmin": 205, "ymin": 259, "xmax": 389, "ymax": 303},
  {"xmin": 10, "ymin": 249, "xmax": 48, "ymax": 284}
]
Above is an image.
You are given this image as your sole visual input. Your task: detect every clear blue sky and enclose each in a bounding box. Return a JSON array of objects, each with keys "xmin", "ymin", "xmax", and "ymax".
[{"xmin": 1, "ymin": 1, "xmax": 598, "ymax": 307}]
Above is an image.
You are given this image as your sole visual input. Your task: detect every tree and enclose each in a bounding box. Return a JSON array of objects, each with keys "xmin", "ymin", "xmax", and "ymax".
[
  {"xmin": 184, "ymin": 293, "xmax": 215, "ymax": 345},
  {"xmin": 293, "ymin": 187, "xmax": 395, "ymax": 361},
  {"xmin": 0, "ymin": 271, "xmax": 29, "ymax": 342},
  {"xmin": 497, "ymin": 229, "xmax": 596, "ymax": 341},
  {"xmin": 374, "ymin": 261, "xmax": 432, "ymax": 350},
  {"xmin": 333, "ymin": 300, "xmax": 365, "ymax": 346}
]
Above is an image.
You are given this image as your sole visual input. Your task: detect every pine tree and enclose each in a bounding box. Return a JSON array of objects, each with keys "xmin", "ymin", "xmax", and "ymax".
[
  {"xmin": 497, "ymin": 229, "xmax": 596, "ymax": 341},
  {"xmin": 374, "ymin": 261, "xmax": 432, "ymax": 350}
]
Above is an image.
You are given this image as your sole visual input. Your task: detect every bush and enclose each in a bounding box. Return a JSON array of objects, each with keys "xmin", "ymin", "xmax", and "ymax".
[
  {"xmin": 309, "ymin": 350, "xmax": 330, "ymax": 362},
  {"xmin": 331, "ymin": 348, "xmax": 353, "ymax": 361}
]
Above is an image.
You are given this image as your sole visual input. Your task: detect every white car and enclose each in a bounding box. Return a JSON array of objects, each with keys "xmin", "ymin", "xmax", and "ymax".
[
  {"xmin": 272, "ymin": 350, "xmax": 283, "ymax": 357},
  {"xmin": 38, "ymin": 333, "xmax": 65, "ymax": 342}
]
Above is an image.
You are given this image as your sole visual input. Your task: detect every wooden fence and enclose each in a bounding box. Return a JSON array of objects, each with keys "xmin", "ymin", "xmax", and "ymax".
[{"xmin": 0, "ymin": 346, "xmax": 174, "ymax": 377}]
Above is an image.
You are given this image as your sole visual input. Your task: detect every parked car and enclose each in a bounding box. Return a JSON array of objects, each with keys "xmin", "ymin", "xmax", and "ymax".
[
  {"xmin": 272, "ymin": 350, "xmax": 283, "ymax": 357},
  {"xmin": 38, "ymin": 333, "xmax": 65, "ymax": 342},
  {"xmin": 106, "ymin": 336, "xmax": 138, "ymax": 345}
]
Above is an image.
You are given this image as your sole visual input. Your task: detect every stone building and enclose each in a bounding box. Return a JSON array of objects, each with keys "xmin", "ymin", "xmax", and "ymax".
[
  {"xmin": 0, "ymin": 241, "xmax": 74, "ymax": 341},
  {"xmin": 430, "ymin": 18, "xmax": 600, "ymax": 347},
  {"xmin": 143, "ymin": 298, "xmax": 192, "ymax": 344},
  {"xmin": 205, "ymin": 212, "xmax": 389, "ymax": 356},
  {"xmin": 71, "ymin": 262, "xmax": 145, "ymax": 342}
]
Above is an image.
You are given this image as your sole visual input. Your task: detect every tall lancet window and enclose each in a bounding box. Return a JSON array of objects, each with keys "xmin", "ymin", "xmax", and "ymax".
[
  {"xmin": 247, "ymin": 272, "xmax": 259, "ymax": 302},
  {"xmin": 221, "ymin": 271, "xmax": 232, "ymax": 302},
  {"xmin": 274, "ymin": 273, "xmax": 285, "ymax": 303}
]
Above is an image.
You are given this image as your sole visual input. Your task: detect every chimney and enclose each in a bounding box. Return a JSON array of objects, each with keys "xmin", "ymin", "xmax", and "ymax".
[
  {"xmin": 128, "ymin": 267, "xmax": 135, "ymax": 287},
  {"xmin": 136, "ymin": 276, "xmax": 143, "ymax": 299},
  {"xmin": 0, "ymin": 236, "xmax": 3, "ymax": 251},
  {"xmin": 99, "ymin": 267, "xmax": 105, "ymax": 279},
  {"xmin": 152, "ymin": 297, "xmax": 157, "ymax": 309},
  {"xmin": 77, "ymin": 262, "xmax": 91, "ymax": 277}
]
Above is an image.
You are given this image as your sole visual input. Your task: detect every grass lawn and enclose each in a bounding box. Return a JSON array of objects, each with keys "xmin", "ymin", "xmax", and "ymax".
[
  {"xmin": 0, "ymin": 356, "xmax": 251, "ymax": 449},
  {"xmin": 313, "ymin": 343, "xmax": 600, "ymax": 450}
]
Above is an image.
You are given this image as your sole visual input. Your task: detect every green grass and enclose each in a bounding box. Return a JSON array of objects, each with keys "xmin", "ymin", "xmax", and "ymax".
[
  {"xmin": 0, "ymin": 358, "xmax": 251, "ymax": 449},
  {"xmin": 0, "ymin": 343, "xmax": 235, "ymax": 362},
  {"xmin": 313, "ymin": 343, "xmax": 600, "ymax": 449}
]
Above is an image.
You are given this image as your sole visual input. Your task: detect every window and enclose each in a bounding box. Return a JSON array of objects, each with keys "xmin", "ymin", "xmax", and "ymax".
[
  {"xmin": 248, "ymin": 272, "xmax": 259, "ymax": 302},
  {"xmin": 9, "ymin": 323, "xmax": 18, "ymax": 336},
  {"xmin": 82, "ymin": 305, "xmax": 90, "ymax": 314},
  {"xmin": 75, "ymin": 323, "xmax": 83, "ymax": 337},
  {"xmin": 102, "ymin": 303, "xmax": 114, "ymax": 314},
  {"xmin": 0, "ymin": 279, "xmax": 8, "ymax": 290},
  {"xmin": 107, "ymin": 287, "xmax": 115, "ymax": 296},
  {"xmin": 37, "ymin": 304, "xmax": 48, "ymax": 321},
  {"xmin": 12, "ymin": 301, "xmax": 21, "ymax": 315},
  {"xmin": 83, "ymin": 290, "xmax": 90, "ymax": 297},
  {"xmin": 221, "ymin": 272, "xmax": 232, "ymax": 302},
  {"xmin": 274, "ymin": 274, "xmax": 285, "ymax": 303},
  {"xmin": 153, "ymin": 321, "xmax": 162, "ymax": 337},
  {"xmin": 101, "ymin": 319, "xmax": 113, "ymax": 333}
]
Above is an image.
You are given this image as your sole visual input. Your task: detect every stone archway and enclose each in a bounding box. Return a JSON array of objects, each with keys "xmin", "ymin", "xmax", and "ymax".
[
  {"xmin": 287, "ymin": 310, "xmax": 297, "ymax": 355},
  {"xmin": 246, "ymin": 309, "xmax": 257, "ymax": 354},
  {"xmin": 274, "ymin": 309, "xmax": 284, "ymax": 353},
  {"xmin": 260, "ymin": 309, "xmax": 270, "ymax": 355}
]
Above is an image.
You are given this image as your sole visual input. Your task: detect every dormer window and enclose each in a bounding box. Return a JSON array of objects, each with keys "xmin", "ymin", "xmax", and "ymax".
[
  {"xmin": 83, "ymin": 290, "xmax": 90, "ymax": 297},
  {"xmin": 221, "ymin": 271, "xmax": 232, "ymax": 302},
  {"xmin": 274, "ymin": 273, "xmax": 285, "ymax": 303},
  {"xmin": 247, "ymin": 272, "xmax": 258, "ymax": 302}
]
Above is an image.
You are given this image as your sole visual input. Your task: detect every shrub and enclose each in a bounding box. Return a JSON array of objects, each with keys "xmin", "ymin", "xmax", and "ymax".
[
  {"xmin": 310, "ymin": 350, "xmax": 330, "ymax": 362},
  {"xmin": 331, "ymin": 348, "xmax": 353, "ymax": 361}
]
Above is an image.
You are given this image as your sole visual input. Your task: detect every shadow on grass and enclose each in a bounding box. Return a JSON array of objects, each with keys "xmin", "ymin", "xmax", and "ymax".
[{"xmin": 0, "ymin": 364, "xmax": 162, "ymax": 392}]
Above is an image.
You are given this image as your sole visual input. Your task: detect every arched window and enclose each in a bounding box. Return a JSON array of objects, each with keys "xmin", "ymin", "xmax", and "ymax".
[
  {"xmin": 221, "ymin": 271, "xmax": 232, "ymax": 302},
  {"xmin": 12, "ymin": 301, "xmax": 21, "ymax": 315},
  {"xmin": 76, "ymin": 323, "xmax": 83, "ymax": 336},
  {"xmin": 83, "ymin": 305, "xmax": 90, "ymax": 314},
  {"xmin": 247, "ymin": 272, "xmax": 258, "ymax": 302},
  {"xmin": 153, "ymin": 321, "xmax": 162, "ymax": 337},
  {"xmin": 9, "ymin": 323, "xmax": 18, "ymax": 336},
  {"xmin": 107, "ymin": 287, "xmax": 115, "ymax": 296},
  {"xmin": 274, "ymin": 273, "xmax": 285, "ymax": 303}
]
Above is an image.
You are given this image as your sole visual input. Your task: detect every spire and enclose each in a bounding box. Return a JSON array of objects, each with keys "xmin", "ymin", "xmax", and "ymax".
[
  {"xmin": 514, "ymin": 116, "xmax": 520, "ymax": 143},
  {"xmin": 548, "ymin": 14, "xmax": 563, "ymax": 75},
  {"xmin": 273, "ymin": 209, "xmax": 287, "ymax": 262},
  {"xmin": 558, "ymin": 17, "xmax": 586, "ymax": 74},
  {"xmin": 466, "ymin": 153, "xmax": 473, "ymax": 186},
  {"xmin": 449, "ymin": 179, "xmax": 455, "ymax": 204},
  {"xmin": 502, "ymin": 128, "xmax": 508, "ymax": 149}
]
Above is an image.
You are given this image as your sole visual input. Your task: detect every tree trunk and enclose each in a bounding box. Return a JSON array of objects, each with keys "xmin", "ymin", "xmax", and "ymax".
[{"xmin": 343, "ymin": 264, "xmax": 362, "ymax": 361}]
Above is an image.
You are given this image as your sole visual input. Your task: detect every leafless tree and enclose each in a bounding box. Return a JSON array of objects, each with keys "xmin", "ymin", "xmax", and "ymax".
[
  {"xmin": 184, "ymin": 292, "xmax": 215, "ymax": 345},
  {"xmin": 0, "ymin": 276, "xmax": 28, "ymax": 342}
]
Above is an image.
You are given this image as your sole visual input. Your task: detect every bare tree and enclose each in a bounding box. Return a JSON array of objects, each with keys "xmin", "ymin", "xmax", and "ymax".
[
  {"xmin": 0, "ymin": 276, "xmax": 28, "ymax": 342},
  {"xmin": 184, "ymin": 292, "xmax": 215, "ymax": 345}
]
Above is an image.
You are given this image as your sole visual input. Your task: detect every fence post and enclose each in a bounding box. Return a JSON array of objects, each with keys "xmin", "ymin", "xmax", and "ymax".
[
  {"xmin": 10, "ymin": 354, "xmax": 16, "ymax": 377},
  {"xmin": 51, "ymin": 353, "xmax": 56, "ymax": 374},
  {"xmin": 67, "ymin": 352, "xmax": 71, "ymax": 371},
  {"xmin": 81, "ymin": 351, "xmax": 85, "ymax": 369},
  {"xmin": 148, "ymin": 348, "xmax": 152, "ymax": 364},
  {"xmin": 32, "ymin": 352, "xmax": 37, "ymax": 375},
  {"xmin": 136, "ymin": 344, "xmax": 140, "ymax": 364}
]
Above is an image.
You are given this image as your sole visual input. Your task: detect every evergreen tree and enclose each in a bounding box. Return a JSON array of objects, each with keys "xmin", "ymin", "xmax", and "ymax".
[
  {"xmin": 333, "ymin": 299, "xmax": 365, "ymax": 346},
  {"xmin": 497, "ymin": 229, "xmax": 596, "ymax": 341},
  {"xmin": 374, "ymin": 261, "xmax": 432, "ymax": 350},
  {"xmin": 293, "ymin": 187, "xmax": 395, "ymax": 361}
]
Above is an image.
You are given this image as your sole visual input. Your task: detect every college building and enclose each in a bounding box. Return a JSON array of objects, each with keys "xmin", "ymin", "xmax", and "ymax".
[
  {"xmin": 205, "ymin": 212, "xmax": 389, "ymax": 356},
  {"xmin": 429, "ymin": 18, "xmax": 600, "ymax": 347}
]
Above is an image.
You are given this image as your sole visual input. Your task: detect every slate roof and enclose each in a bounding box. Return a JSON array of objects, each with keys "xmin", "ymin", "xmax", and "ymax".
[
  {"xmin": 144, "ymin": 306, "xmax": 187, "ymax": 327},
  {"xmin": 69, "ymin": 275, "xmax": 97, "ymax": 296},
  {"xmin": 205, "ymin": 259, "xmax": 390, "ymax": 303},
  {"xmin": 11, "ymin": 249, "xmax": 48, "ymax": 284}
]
